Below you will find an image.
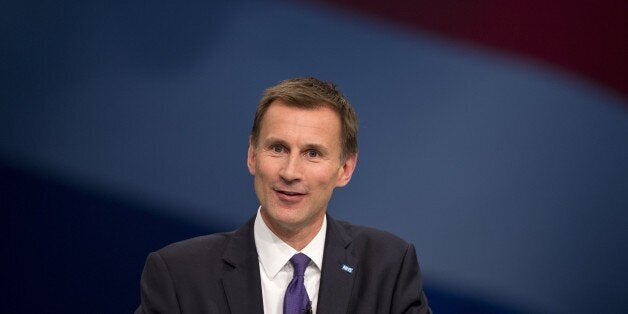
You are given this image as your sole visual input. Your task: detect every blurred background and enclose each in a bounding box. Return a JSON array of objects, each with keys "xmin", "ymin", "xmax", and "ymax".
[{"xmin": 2, "ymin": 0, "xmax": 627, "ymax": 313}]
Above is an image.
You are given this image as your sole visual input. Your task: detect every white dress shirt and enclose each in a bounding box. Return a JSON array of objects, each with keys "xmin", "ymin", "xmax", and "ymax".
[{"xmin": 253, "ymin": 208, "xmax": 327, "ymax": 314}]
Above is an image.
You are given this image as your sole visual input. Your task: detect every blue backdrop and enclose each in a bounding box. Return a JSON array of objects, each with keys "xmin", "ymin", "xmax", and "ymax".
[{"xmin": 3, "ymin": 1, "xmax": 627, "ymax": 313}]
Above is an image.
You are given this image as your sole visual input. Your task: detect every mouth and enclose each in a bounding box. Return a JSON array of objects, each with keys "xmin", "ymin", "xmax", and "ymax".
[
  {"xmin": 274, "ymin": 188, "xmax": 306, "ymax": 202},
  {"xmin": 278, "ymin": 190, "xmax": 303, "ymax": 195}
]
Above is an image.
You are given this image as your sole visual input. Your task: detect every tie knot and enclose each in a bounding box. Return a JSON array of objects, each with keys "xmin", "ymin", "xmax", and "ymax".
[{"xmin": 290, "ymin": 253, "xmax": 310, "ymax": 276}]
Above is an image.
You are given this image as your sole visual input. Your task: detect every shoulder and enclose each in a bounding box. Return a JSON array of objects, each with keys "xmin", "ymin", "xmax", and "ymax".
[
  {"xmin": 331, "ymin": 218, "xmax": 413, "ymax": 256},
  {"xmin": 144, "ymin": 229, "xmax": 244, "ymax": 279},
  {"xmin": 140, "ymin": 230, "xmax": 240, "ymax": 285},
  {"xmin": 153, "ymin": 216, "xmax": 255, "ymax": 264},
  {"xmin": 155, "ymin": 231, "xmax": 234, "ymax": 261}
]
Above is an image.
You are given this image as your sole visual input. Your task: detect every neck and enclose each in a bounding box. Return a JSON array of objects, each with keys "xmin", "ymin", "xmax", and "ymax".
[{"xmin": 260, "ymin": 211, "xmax": 324, "ymax": 251}]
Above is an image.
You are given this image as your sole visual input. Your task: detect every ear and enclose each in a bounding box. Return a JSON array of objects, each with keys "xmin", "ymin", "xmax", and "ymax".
[
  {"xmin": 247, "ymin": 137, "xmax": 256, "ymax": 176},
  {"xmin": 335, "ymin": 153, "xmax": 358, "ymax": 188}
]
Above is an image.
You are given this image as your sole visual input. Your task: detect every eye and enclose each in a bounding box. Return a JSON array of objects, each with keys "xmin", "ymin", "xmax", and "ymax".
[
  {"xmin": 306, "ymin": 149, "xmax": 319, "ymax": 158},
  {"xmin": 270, "ymin": 145, "xmax": 284, "ymax": 154}
]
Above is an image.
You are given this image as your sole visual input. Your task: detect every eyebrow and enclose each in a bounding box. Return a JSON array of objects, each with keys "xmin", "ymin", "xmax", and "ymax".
[
  {"xmin": 261, "ymin": 137, "xmax": 289, "ymax": 149},
  {"xmin": 262, "ymin": 137, "xmax": 330, "ymax": 155}
]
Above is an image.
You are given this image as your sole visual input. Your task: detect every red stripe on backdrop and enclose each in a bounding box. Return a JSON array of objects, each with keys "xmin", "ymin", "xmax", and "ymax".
[{"xmin": 310, "ymin": 0, "xmax": 628, "ymax": 99}]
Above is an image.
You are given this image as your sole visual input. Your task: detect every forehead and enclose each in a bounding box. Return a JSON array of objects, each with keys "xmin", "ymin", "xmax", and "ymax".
[{"xmin": 258, "ymin": 101, "xmax": 342, "ymax": 145}]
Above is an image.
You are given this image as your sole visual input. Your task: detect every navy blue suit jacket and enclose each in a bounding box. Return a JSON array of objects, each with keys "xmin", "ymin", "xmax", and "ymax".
[{"xmin": 135, "ymin": 214, "xmax": 431, "ymax": 313}]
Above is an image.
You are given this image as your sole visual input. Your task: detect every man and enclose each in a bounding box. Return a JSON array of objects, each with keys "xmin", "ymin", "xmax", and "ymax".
[{"xmin": 135, "ymin": 78, "xmax": 431, "ymax": 313}]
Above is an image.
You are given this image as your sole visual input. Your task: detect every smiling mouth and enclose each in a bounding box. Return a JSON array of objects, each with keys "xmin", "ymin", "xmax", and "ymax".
[
  {"xmin": 276, "ymin": 189, "xmax": 305, "ymax": 196},
  {"xmin": 273, "ymin": 188, "xmax": 306, "ymax": 201}
]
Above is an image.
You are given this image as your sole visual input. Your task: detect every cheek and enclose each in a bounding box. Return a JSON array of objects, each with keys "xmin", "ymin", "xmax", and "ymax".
[
  {"xmin": 310, "ymin": 167, "xmax": 341, "ymax": 188},
  {"xmin": 255, "ymin": 159, "xmax": 278, "ymax": 180}
]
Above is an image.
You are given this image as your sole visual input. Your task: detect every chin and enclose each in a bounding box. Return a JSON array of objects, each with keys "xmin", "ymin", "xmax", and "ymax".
[
  {"xmin": 265, "ymin": 207, "xmax": 308, "ymax": 228},
  {"xmin": 274, "ymin": 208, "xmax": 305, "ymax": 224}
]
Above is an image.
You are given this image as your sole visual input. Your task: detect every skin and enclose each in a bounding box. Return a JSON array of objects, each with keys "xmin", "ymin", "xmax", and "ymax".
[{"xmin": 247, "ymin": 101, "xmax": 357, "ymax": 251}]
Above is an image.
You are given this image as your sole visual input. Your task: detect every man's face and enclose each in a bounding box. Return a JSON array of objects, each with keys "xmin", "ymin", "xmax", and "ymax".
[{"xmin": 247, "ymin": 101, "xmax": 357, "ymax": 234}]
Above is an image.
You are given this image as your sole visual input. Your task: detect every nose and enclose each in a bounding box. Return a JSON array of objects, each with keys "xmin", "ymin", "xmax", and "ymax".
[{"xmin": 279, "ymin": 153, "xmax": 302, "ymax": 183}]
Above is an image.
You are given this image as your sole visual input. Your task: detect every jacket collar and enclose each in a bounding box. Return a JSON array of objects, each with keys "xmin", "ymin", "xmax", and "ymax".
[
  {"xmin": 220, "ymin": 214, "xmax": 357, "ymax": 314},
  {"xmin": 221, "ymin": 216, "xmax": 264, "ymax": 314},
  {"xmin": 316, "ymin": 215, "xmax": 357, "ymax": 314}
]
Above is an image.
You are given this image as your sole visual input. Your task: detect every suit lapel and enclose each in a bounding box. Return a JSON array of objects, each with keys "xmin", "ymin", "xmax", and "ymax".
[
  {"xmin": 220, "ymin": 217, "xmax": 264, "ymax": 314},
  {"xmin": 317, "ymin": 215, "xmax": 357, "ymax": 314}
]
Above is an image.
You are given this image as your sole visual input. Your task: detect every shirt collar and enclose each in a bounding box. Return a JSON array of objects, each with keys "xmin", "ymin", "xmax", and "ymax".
[{"xmin": 253, "ymin": 207, "xmax": 327, "ymax": 280}]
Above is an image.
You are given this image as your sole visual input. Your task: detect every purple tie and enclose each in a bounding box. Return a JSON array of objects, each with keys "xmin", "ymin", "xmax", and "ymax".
[{"xmin": 283, "ymin": 253, "xmax": 311, "ymax": 314}]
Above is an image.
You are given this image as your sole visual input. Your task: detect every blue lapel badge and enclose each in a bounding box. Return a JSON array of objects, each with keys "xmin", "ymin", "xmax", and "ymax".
[{"xmin": 341, "ymin": 264, "xmax": 354, "ymax": 274}]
